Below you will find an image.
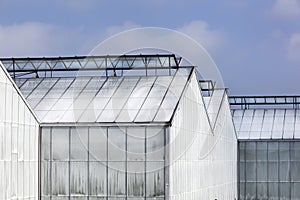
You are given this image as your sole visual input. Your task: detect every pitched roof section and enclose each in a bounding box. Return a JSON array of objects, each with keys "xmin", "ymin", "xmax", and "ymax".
[
  {"xmin": 232, "ymin": 109, "xmax": 300, "ymax": 140},
  {"xmin": 15, "ymin": 69, "xmax": 191, "ymax": 124}
]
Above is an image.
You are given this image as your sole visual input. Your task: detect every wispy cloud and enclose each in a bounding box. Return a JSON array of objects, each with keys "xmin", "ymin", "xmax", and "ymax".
[
  {"xmin": 0, "ymin": 22, "xmax": 92, "ymax": 57},
  {"xmin": 287, "ymin": 33, "xmax": 300, "ymax": 62},
  {"xmin": 270, "ymin": 0, "xmax": 300, "ymax": 19},
  {"xmin": 0, "ymin": 20, "xmax": 225, "ymax": 57},
  {"xmin": 177, "ymin": 20, "xmax": 225, "ymax": 52}
]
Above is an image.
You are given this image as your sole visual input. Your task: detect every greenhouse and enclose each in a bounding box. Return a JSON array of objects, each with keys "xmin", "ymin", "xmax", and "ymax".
[{"xmin": 0, "ymin": 54, "xmax": 300, "ymax": 200}]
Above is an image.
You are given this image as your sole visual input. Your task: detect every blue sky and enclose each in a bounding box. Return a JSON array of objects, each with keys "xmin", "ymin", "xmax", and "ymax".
[{"xmin": 0, "ymin": 0, "xmax": 300, "ymax": 95}]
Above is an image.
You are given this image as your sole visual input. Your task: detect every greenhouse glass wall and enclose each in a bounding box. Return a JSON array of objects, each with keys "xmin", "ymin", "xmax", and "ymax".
[
  {"xmin": 231, "ymin": 97, "xmax": 300, "ymax": 200},
  {"xmin": 1, "ymin": 54, "xmax": 300, "ymax": 200}
]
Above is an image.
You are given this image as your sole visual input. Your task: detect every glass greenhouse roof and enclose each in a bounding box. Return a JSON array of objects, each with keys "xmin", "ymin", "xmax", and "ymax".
[
  {"xmin": 232, "ymin": 109, "xmax": 300, "ymax": 140},
  {"xmin": 15, "ymin": 69, "xmax": 191, "ymax": 124}
]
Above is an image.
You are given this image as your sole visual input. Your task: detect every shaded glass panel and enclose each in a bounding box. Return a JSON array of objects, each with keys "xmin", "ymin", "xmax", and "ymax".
[{"xmin": 257, "ymin": 182, "xmax": 268, "ymax": 200}]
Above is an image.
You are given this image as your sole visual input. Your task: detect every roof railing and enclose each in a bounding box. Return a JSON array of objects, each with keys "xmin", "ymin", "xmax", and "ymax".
[
  {"xmin": 0, "ymin": 54, "xmax": 182, "ymax": 78},
  {"xmin": 229, "ymin": 95, "xmax": 300, "ymax": 109}
]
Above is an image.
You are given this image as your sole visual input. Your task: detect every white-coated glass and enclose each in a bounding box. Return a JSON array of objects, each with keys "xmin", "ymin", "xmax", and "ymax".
[
  {"xmin": 52, "ymin": 162, "xmax": 69, "ymax": 195},
  {"xmin": 70, "ymin": 162, "xmax": 88, "ymax": 195},
  {"xmin": 108, "ymin": 162, "xmax": 126, "ymax": 196},
  {"xmin": 146, "ymin": 162, "xmax": 164, "ymax": 197},
  {"xmin": 89, "ymin": 127, "xmax": 107, "ymax": 161},
  {"xmin": 146, "ymin": 128, "xmax": 165, "ymax": 161},
  {"xmin": 52, "ymin": 128, "xmax": 69, "ymax": 161},
  {"xmin": 127, "ymin": 127, "xmax": 145, "ymax": 161},
  {"xmin": 108, "ymin": 128, "xmax": 126, "ymax": 161},
  {"xmin": 71, "ymin": 128, "xmax": 88, "ymax": 161},
  {"xmin": 127, "ymin": 162, "xmax": 145, "ymax": 197},
  {"xmin": 89, "ymin": 162, "xmax": 107, "ymax": 196}
]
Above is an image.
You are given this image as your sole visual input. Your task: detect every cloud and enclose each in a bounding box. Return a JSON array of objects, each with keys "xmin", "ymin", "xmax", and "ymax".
[
  {"xmin": 0, "ymin": 22, "xmax": 92, "ymax": 57},
  {"xmin": 270, "ymin": 0, "xmax": 300, "ymax": 19},
  {"xmin": 0, "ymin": 20, "xmax": 225, "ymax": 57},
  {"xmin": 105, "ymin": 21, "xmax": 141, "ymax": 37},
  {"xmin": 177, "ymin": 20, "xmax": 225, "ymax": 52},
  {"xmin": 287, "ymin": 33, "xmax": 300, "ymax": 62}
]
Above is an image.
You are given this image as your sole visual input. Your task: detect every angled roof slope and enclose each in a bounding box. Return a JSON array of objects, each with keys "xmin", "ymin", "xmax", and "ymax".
[{"xmin": 15, "ymin": 68, "xmax": 192, "ymax": 124}]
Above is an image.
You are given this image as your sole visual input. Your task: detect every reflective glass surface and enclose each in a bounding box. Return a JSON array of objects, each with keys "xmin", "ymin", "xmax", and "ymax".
[
  {"xmin": 19, "ymin": 74, "xmax": 190, "ymax": 123},
  {"xmin": 239, "ymin": 141, "xmax": 300, "ymax": 200},
  {"xmin": 41, "ymin": 126, "xmax": 166, "ymax": 199},
  {"xmin": 233, "ymin": 109, "xmax": 300, "ymax": 139}
]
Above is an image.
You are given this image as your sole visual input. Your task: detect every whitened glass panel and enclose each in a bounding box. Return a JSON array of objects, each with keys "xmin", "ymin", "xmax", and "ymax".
[
  {"xmin": 70, "ymin": 162, "xmax": 88, "ymax": 195},
  {"xmin": 147, "ymin": 127, "xmax": 164, "ymax": 161},
  {"xmin": 52, "ymin": 162, "xmax": 69, "ymax": 195},
  {"xmin": 52, "ymin": 128, "xmax": 69, "ymax": 161},
  {"xmin": 127, "ymin": 162, "xmax": 145, "ymax": 197},
  {"xmin": 89, "ymin": 162, "xmax": 107, "ymax": 196},
  {"xmin": 108, "ymin": 162, "xmax": 126, "ymax": 196},
  {"xmin": 42, "ymin": 128, "xmax": 51, "ymax": 161},
  {"xmin": 108, "ymin": 128, "xmax": 126, "ymax": 161},
  {"xmin": 42, "ymin": 161, "xmax": 51, "ymax": 196},
  {"xmin": 89, "ymin": 127, "xmax": 107, "ymax": 161},
  {"xmin": 127, "ymin": 127, "xmax": 145, "ymax": 161},
  {"xmin": 71, "ymin": 128, "xmax": 88, "ymax": 161},
  {"xmin": 146, "ymin": 162, "xmax": 164, "ymax": 197}
]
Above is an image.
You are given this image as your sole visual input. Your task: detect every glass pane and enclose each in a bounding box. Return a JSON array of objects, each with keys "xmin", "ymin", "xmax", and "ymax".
[
  {"xmin": 279, "ymin": 142, "xmax": 290, "ymax": 161},
  {"xmin": 42, "ymin": 128, "xmax": 51, "ymax": 161},
  {"xmin": 291, "ymin": 161, "xmax": 300, "ymax": 181},
  {"xmin": 70, "ymin": 162, "xmax": 88, "ymax": 195},
  {"xmin": 291, "ymin": 142, "xmax": 300, "ymax": 161},
  {"xmin": 292, "ymin": 183, "xmax": 300, "ymax": 199},
  {"xmin": 127, "ymin": 162, "xmax": 145, "ymax": 197},
  {"xmin": 280, "ymin": 182, "xmax": 290, "ymax": 199},
  {"xmin": 279, "ymin": 161, "xmax": 290, "ymax": 182},
  {"xmin": 268, "ymin": 182, "xmax": 279, "ymax": 199},
  {"xmin": 127, "ymin": 127, "xmax": 145, "ymax": 161},
  {"xmin": 89, "ymin": 127, "xmax": 107, "ymax": 161},
  {"xmin": 239, "ymin": 182, "xmax": 245, "ymax": 200},
  {"xmin": 71, "ymin": 128, "xmax": 88, "ymax": 161},
  {"xmin": 146, "ymin": 162, "xmax": 164, "ymax": 197},
  {"xmin": 257, "ymin": 162, "xmax": 267, "ymax": 181},
  {"xmin": 245, "ymin": 162, "xmax": 256, "ymax": 181},
  {"xmin": 268, "ymin": 161, "xmax": 279, "ymax": 182},
  {"xmin": 108, "ymin": 128, "xmax": 126, "ymax": 161},
  {"xmin": 52, "ymin": 162, "xmax": 69, "ymax": 195},
  {"xmin": 52, "ymin": 128, "xmax": 69, "ymax": 161},
  {"xmin": 108, "ymin": 162, "xmax": 126, "ymax": 196},
  {"xmin": 42, "ymin": 161, "xmax": 51, "ymax": 196},
  {"xmin": 89, "ymin": 162, "xmax": 107, "ymax": 196},
  {"xmin": 257, "ymin": 182, "xmax": 267, "ymax": 200},
  {"xmin": 245, "ymin": 182, "xmax": 256, "ymax": 200},
  {"xmin": 240, "ymin": 162, "xmax": 245, "ymax": 182},
  {"xmin": 257, "ymin": 142, "xmax": 267, "ymax": 161},
  {"xmin": 147, "ymin": 127, "xmax": 165, "ymax": 161},
  {"xmin": 268, "ymin": 142, "xmax": 279, "ymax": 161},
  {"xmin": 245, "ymin": 142, "xmax": 256, "ymax": 161}
]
